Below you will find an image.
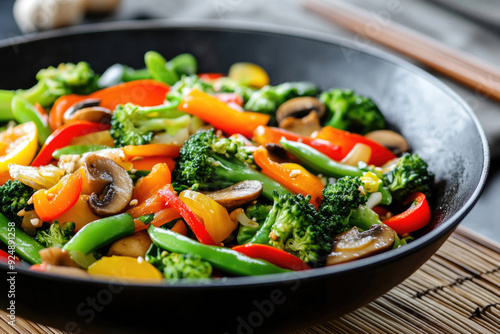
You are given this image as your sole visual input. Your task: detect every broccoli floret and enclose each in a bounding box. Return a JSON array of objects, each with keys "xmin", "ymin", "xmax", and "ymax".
[
  {"xmin": 110, "ymin": 103, "xmax": 191, "ymax": 147},
  {"xmin": 166, "ymin": 75, "xmax": 214, "ymax": 106},
  {"xmin": 35, "ymin": 221, "xmax": 75, "ymax": 248},
  {"xmin": 249, "ymin": 192, "xmax": 334, "ymax": 267},
  {"xmin": 145, "ymin": 244, "xmax": 212, "ymax": 280},
  {"xmin": 383, "ymin": 153, "xmax": 434, "ymax": 204},
  {"xmin": 319, "ymin": 176, "xmax": 381, "ymax": 233},
  {"xmin": 244, "ymin": 81, "xmax": 319, "ymax": 117},
  {"xmin": 320, "ymin": 89, "xmax": 386, "ymax": 134},
  {"xmin": 22, "ymin": 62, "xmax": 99, "ymax": 107},
  {"xmin": 0, "ymin": 180, "xmax": 34, "ymax": 226},
  {"xmin": 173, "ymin": 129, "xmax": 289, "ymax": 200},
  {"xmin": 162, "ymin": 252, "xmax": 212, "ymax": 280},
  {"xmin": 246, "ymin": 203, "xmax": 273, "ymax": 223}
]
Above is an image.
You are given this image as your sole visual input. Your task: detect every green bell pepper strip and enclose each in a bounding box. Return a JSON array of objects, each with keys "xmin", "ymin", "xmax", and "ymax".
[
  {"xmin": 52, "ymin": 144, "xmax": 110, "ymax": 159},
  {"xmin": 11, "ymin": 95, "xmax": 52, "ymax": 145},
  {"xmin": 63, "ymin": 213, "xmax": 135, "ymax": 255},
  {"xmin": 0, "ymin": 90, "xmax": 15, "ymax": 121},
  {"xmin": 148, "ymin": 226, "xmax": 291, "ymax": 276},
  {"xmin": 280, "ymin": 138, "xmax": 363, "ymax": 178},
  {"xmin": 0, "ymin": 213, "xmax": 43, "ymax": 264}
]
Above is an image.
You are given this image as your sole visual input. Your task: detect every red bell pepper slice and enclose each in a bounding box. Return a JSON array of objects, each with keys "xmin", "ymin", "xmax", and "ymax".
[
  {"xmin": 49, "ymin": 80, "xmax": 170, "ymax": 131},
  {"xmin": 198, "ymin": 73, "xmax": 225, "ymax": 81},
  {"xmin": 382, "ymin": 192, "xmax": 431, "ymax": 234},
  {"xmin": 178, "ymin": 90, "xmax": 270, "ymax": 138},
  {"xmin": 232, "ymin": 244, "xmax": 311, "ymax": 271},
  {"xmin": 253, "ymin": 126, "xmax": 343, "ymax": 161},
  {"xmin": 33, "ymin": 172, "xmax": 82, "ymax": 221},
  {"xmin": 31, "ymin": 120, "xmax": 109, "ymax": 167},
  {"xmin": 314, "ymin": 126, "xmax": 396, "ymax": 166},
  {"xmin": 158, "ymin": 186, "xmax": 216, "ymax": 245},
  {"xmin": 0, "ymin": 249, "xmax": 19, "ymax": 263}
]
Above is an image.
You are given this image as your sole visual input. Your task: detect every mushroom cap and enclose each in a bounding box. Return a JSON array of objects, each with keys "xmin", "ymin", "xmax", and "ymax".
[
  {"xmin": 201, "ymin": 180, "xmax": 263, "ymax": 209},
  {"xmin": 365, "ymin": 130, "xmax": 409, "ymax": 156},
  {"xmin": 84, "ymin": 154, "xmax": 133, "ymax": 217},
  {"xmin": 276, "ymin": 96, "xmax": 326, "ymax": 123},
  {"xmin": 326, "ymin": 224, "xmax": 395, "ymax": 266}
]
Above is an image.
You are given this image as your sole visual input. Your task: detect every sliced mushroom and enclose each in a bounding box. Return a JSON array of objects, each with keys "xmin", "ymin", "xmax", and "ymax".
[
  {"xmin": 107, "ymin": 230, "xmax": 152, "ymax": 258},
  {"xmin": 326, "ymin": 224, "xmax": 395, "ymax": 266},
  {"xmin": 278, "ymin": 110, "xmax": 322, "ymax": 137},
  {"xmin": 39, "ymin": 247, "xmax": 79, "ymax": 267},
  {"xmin": 66, "ymin": 106, "xmax": 112, "ymax": 124},
  {"xmin": 365, "ymin": 130, "xmax": 409, "ymax": 155},
  {"xmin": 83, "ymin": 154, "xmax": 133, "ymax": 217},
  {"xmin": 201, "ymin": 180, "xmax": 263, "ymax": 209},
  {"xmin": 276, "ymin": 96, "xmax": 326, "ymax": 123},
  {"xmin": 63, "ymin": 98, "xmax": 101, "ymax": 123}
]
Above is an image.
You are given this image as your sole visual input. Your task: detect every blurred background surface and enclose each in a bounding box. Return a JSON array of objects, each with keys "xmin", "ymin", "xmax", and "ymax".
[{"xmin": 1, "ymin": 0, "xmax": 499, "ymax": 240}]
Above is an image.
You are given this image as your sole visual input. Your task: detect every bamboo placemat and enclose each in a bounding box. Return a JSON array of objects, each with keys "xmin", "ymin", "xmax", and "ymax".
[{"xmin": 1, "ymin": 226, "xmax": 499, "ymax": 334}]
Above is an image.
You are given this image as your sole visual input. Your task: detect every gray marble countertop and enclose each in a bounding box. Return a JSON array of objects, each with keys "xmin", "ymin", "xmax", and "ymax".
[{"xmin": 0, "ymin": 0, "xmax": 499, "ymax": 241}]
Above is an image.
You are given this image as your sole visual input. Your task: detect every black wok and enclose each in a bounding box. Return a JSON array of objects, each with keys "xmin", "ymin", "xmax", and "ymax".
[{"xmin": 0, "ymin": 21, "xmax": 489, "ymax": 334}]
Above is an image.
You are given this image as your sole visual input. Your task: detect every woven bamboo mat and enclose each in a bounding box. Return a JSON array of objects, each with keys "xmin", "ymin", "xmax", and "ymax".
[{"xmin": 1, "ymin": 226, "xmax": 499, "ymax": 334}]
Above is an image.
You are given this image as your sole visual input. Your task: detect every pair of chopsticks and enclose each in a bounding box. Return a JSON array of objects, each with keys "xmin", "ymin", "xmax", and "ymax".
[{"xmin": 303, "ymin": 0, "xmax": 500, "ymax": 102}]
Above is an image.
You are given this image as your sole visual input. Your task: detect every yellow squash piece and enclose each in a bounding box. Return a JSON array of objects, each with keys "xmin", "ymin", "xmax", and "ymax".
[
  {"xmin": 0, "ymin": 122, "xmax": 38, "ymax": 172},
  {"xmin": 88, "ymin": 256, "xmax": 163, "ymax": 281},
  {"xmin": 228, "ymin": 62, "xmax": 270, "ymax": 88}
]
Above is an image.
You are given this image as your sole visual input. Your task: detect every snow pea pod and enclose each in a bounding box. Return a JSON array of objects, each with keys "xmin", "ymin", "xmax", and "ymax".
[
  {"xmin": 63, "ymin": 213, "xmax": 135, "ymax": 255},
  {"xmin": 148, "ymin": 225, "xmax": 291, "ymax": 276},
  {"xmin": 0, "ymin": 213, "xmax": 43, "ymax": 264},
  {"xmin": 280, "ymin": 138, "xmax": 363, "ymax": 178}
]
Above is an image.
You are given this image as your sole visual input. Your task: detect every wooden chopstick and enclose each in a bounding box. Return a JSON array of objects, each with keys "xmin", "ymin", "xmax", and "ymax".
[{"xmin": 303, "ymin": 0, "xmax": 500, "ymax": 102}]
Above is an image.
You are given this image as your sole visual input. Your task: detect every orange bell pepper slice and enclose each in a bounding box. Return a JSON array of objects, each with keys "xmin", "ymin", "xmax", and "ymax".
[
  {"xmin": 253, "ymin": 146, "xmax": 323, "ymax": 208},
  {"xmin": 131, "ymin": 157, "xmax": 176, "ymax": 172},
  {"xmin": 178, "ymin": 89, "xmax": 270, "ymax": 138},
  {"xmin": 49, "ymin": 80, "xmax": 170, "ymax": 131},
  {"xmin": 122, "ymin": 143, "xmax": 180, "ymax": 159},
  {"xmin": 33, "ymin": 172, "xmax": 82, "ymax": 222},
  {"xmin": 314, "ymin": 126, "xmax": 396, "ymax": 166},
  {"xmin": 132, "ymin": 163, "xmax": 171, "ymax": 203}
]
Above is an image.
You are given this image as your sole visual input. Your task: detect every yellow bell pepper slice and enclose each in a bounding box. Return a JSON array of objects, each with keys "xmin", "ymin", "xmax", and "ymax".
[
  {"xmin": 179, "ymin": 190, "xmax": 237, "ymax": 244},
  {"xmin": 228, "ymin": 62, "xmax": 270, "ymax": 88},
  {"xmin": 0, "ymin": 122, "xmax": 38, "ymax": 172},
  {"xmin": 88, "ymin": 256, "xmax": 163, "ymax": 281}
]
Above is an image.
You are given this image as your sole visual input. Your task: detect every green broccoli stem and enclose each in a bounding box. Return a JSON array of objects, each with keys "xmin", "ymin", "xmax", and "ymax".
[
  {"xmin": 211, "ymin": 154, "xmax": 290, "ymax": 200},
  {"xmin": 136, "ymin": 115, "xmax": 191, "ymax": 135},
  {"xmin": 18, "ymin": 80, "xmax": 56, "ymax": 107},
  {"xmin": 0, "ymin": 90, "xmax": 15, "ymax": 121}
]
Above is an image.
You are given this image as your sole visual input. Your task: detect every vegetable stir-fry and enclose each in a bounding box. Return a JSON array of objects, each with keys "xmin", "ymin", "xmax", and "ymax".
[{"xmin": 0, "ymin": 51, "xmax": 435, "ymax": 281}]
